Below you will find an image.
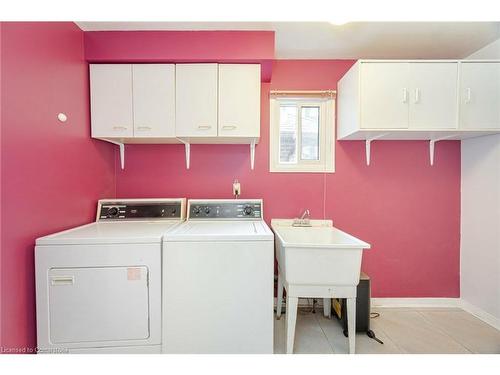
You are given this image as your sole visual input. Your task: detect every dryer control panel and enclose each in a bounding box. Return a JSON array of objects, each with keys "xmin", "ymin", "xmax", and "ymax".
[
  {"xmin": 188, "ymin": 200, "xmax": 262, "ymax": 220},
  {"xmin": 97, "ymin": 199, "xmax": 185, "ymax": 221}
]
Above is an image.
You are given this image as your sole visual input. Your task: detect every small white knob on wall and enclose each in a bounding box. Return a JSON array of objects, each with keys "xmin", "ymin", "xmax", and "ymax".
[{"xmin": 57, "ymin": 113, "xmax": 67, "ymax": 123}]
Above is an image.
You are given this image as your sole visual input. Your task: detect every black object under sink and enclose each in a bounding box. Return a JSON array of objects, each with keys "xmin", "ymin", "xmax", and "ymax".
[{"xmin": 333, "ymin": 272, "xmax": 384, "ymax": 344}]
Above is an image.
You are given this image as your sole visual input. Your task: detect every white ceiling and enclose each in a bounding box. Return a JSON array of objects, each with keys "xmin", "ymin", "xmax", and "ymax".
[{"xmin": 76, "ymin": 22, "xmax": 500, "ymax": 59}]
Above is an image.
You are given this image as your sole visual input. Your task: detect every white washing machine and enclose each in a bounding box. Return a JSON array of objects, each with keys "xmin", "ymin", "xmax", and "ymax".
[
  {"xmin": 162, "ymin": 199, "xmax": 274, "ymax": 354},
  {"xmin": 35, "ymin": 198, "xmax": 186, "ymax": 354}
]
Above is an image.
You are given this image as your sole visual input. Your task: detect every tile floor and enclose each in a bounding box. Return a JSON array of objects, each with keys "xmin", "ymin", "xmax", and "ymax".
[{"xmin": 273, "ymin": 307, "xmax": 500, "ymax": 354}]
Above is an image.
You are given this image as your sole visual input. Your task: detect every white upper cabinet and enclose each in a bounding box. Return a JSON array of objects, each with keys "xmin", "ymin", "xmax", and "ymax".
[
  {"xmin": 218, "ymin": 64, "xmax": 261, "ymax": 137},
  {"xmin": 338, "ymin": 60, "xmax": 500, "ymax": 165},
  {"xmin": 89, "ymin": 63, "xmax": 261, "ymax": 169},
  {"xmin": 90, "ymin": 62, "xmax": 262, "ymax": 164},
  {"xmin": 90, "ymin": 64, "xmax": 175, "ymax": 139},
  {"xmin": 90, "ymin": 64, "xmax": 134, "ymax": 138},
  {"xmin": 409, "ymin": 62, "xmax": 458, "ymax": 129},
  {"xmin": 459, "ymin": 62, "xmax": 500, "ymax": 130},
  {"xmin": 359, "ymin": 61, "xmax": 458, "ymax": 131},
  {"xmin": 175, "ymin": 63, "xmax": 218, "ymax": 137},
  {"xmin": 132, "ymin": 64, "xmax": 175, "ymax": 137},
  {"xmin": 337, "ymin": 60, "xmax": 482, "ymax": 140},
  {"xmin": 360, "ymin": 62, "xmax": 410, "ymax": 129}
]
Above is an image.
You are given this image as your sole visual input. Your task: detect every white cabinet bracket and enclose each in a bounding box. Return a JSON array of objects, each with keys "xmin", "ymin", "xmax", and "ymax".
[
  {"xmin": 429, "ymin": 134, "xmax": 457, "ymax": 166},
  {"xmin": 365, "ymin": 134, "xmax": 388, "ymax": 166},
  {"xmin": 108, "ymin": 140, "xmax": 125, "ymax": 170},
  {"xmin": 178, "ymin": 139, "xmax": 191, "ymax": 169},
  {"xmin": 250, "ymin": 140, "xmax": 256, "ymax": 170}
]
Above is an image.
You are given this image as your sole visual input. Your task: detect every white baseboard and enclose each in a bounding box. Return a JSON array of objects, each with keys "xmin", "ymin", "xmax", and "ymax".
[
  {"xmin": 371, "ymin": 298, "xmax": 461, "ymax": 308},
  {"xmin": 460, "ymin": 299, "xmax": 500, "ymax": 331}
]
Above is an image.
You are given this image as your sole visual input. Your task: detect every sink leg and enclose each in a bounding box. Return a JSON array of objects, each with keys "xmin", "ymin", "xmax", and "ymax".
[
  {"xmin": 276, "ymin": 272, "xmax": 284, "ymax": 319},
  {"xmin": 285, "ymin": 296, "xmax": 298, "ymax": 354},
  {"xmin": 323, "ymin": 298, "xmax": 331, "ymax": 318},
  {"xmin": 347, "ymin": 298, "xmax": 356, "ymax": 354}
]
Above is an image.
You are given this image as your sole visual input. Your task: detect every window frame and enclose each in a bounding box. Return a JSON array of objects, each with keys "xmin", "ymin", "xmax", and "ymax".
[{"xmin": 269, "ymin": 96, "xmax": 335, "ymax": 173}]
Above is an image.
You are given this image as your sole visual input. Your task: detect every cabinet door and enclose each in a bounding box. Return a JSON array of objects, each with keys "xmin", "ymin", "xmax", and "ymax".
[
  {"xmin": 409, "ymin": 62, "xmax": 458, "ymax": 129},
  {"xmin": 90, "ymin": 64, "xmax": 133, "ymax": 138},
  {"xmin": 48, "ymin": 267, "xmax": 149, "ymax": 344},
  {"xmin": 459, "ymin": 62, "xmax": 500, "ymax": 129},
  {"xmin": 218, "ymin": 64, "xmax": 261, "ymax": 138},
  {"xmin": 132, "ymin": 64, "xmax": 175, "ymax": 137},
  {"xmin": 175, "ymin": 64, "xmax": 218, "ymax": 137},
  {"xmin": 360, "ymin": 62, "xmax": 410, "ymax": 129}
]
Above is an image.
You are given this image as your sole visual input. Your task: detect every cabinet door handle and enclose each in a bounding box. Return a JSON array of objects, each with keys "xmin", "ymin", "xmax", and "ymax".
[
  {"xmin": 197, "ymin": 125, "xmax": 212, "ymax": 130},
  {"xmin": 113, "ymin": 126, "xmax": 128, "ymax": 131},
  {"xmin": 402, "ymin": 88, "xmax": 408, "ymax": 103},
  {"xmin": 222, "ymin": 125, "xmax": 237, "ymax": 130},
  {"xmin": 136, "ymin": 126, "xmax": 152, "ymax": 131},
  {"xmin": 465, "ymin": 88, "xmax": 471, "ymax": 104},
  {"xmin": 414, "ymin": 88, "xmax": 420, "ymax": 103},
  {"xmin": 51, "ymin": 276, "xmax": 74, "ymax": 286}
]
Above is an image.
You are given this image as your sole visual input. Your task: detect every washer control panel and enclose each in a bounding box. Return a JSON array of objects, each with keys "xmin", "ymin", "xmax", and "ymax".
[
  {"xmin": 188, "ymin": 200, "xmax": 262, "ymax": 220},
  {"xmin": 98, "ymin": 200, "xmax": 184, "ymax": 221}
]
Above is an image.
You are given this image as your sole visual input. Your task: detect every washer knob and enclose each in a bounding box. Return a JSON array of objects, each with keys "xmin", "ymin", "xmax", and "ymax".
[
  {"xmin": 107, "ymin": 206, "xmax": 119, "ymax": 218},
  {"xmin": 193, "ymin": 206, "xmax": 201, "ymax": 215},
  {"xmin": 204, "ymin": 207, "xmax": 211, "ymax": 214},
  {"xmin": 243, "ymin": 206, "xmax": 253, "ymax": 216}
]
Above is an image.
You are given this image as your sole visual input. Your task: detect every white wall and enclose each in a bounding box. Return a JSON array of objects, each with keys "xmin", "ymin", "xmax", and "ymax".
[
  {"xmin": 461, "ymin": 38, "xmax": 500, "ymax": 326},
  {"xmin": 461, "ymin": 135, "xmax": 500, "ymax": 320},
  {"xmin": 466, "ymin": 38, "xmax": 500, "ymax": 59}
]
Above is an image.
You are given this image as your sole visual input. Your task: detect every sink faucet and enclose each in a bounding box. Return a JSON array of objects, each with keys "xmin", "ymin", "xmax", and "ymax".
[{"xmin": 293, "ymin": 209, "xmax": 312, "ymax": 227}]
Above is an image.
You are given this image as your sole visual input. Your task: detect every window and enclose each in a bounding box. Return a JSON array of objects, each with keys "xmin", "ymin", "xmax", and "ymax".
[{"xmin": 270, "ymin": 95, "xmax": 335, "ymax": 173}]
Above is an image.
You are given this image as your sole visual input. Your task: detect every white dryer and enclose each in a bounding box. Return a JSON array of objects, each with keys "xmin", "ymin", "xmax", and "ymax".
[
  {"xmin": 162, "ymin": 199, "xmax": 274, "ymax": 354},
  {"xmin": 35, "ymin": 198, "xmax": 185, "ymax": 354}
]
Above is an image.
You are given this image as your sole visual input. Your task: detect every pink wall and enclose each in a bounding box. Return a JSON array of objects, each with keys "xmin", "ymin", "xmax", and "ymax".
[
  {"xmin": 115, "ymin": 60, "xmax": 461, "ymax": 298},
  {"xmin": 0, "ymin": 27, "xmax": 461, "ymax": 352},
  {"xmin": 0, "ymin": 22, "xmax": 3, "ymax": 349},
  {"xmin": 0, "ymin": 22, "xmax": 116, "ymax": 351},
  {"xmin": 84, "ymin": 31, "xmax": 275, "ymax": 82}
]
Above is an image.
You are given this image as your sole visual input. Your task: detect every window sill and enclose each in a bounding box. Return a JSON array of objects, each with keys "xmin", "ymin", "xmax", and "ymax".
[{"xmin": 269, "ymin": 166, "xmax": 335, "ymax": 173}]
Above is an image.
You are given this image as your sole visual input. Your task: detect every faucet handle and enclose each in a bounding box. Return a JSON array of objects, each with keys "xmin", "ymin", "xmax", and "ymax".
[{"xmin": 300, "ymin": 209, "xmax": 311, "ymax": 219}]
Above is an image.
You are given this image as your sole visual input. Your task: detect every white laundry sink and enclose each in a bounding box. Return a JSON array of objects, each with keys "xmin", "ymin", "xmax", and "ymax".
[
  {"xmin": 271, "ymin": 219, "xmax": 371, "ymax": 354},
  {"xmin": 271, "ymin": 219, "xmax": 371, "ymax": 286}
]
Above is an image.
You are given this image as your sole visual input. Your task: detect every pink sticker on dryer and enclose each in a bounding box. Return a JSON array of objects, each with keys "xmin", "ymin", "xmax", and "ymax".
[{"xmin": 127, "ymin": 267, "xmax": 141, "ymax": 281}]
